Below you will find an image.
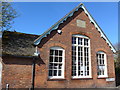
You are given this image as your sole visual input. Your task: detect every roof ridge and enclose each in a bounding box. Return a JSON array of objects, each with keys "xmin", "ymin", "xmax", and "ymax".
[{"xmin": 3, "ymin": 30, "xmax": 40, "ymax": 36}]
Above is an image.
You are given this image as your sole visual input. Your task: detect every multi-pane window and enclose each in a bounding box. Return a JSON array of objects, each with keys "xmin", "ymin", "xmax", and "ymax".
[
  {"xmin": 72, "ymin": 35, "xmax": 91, "ymax": 78},
  {"xmin": 48, "ymin": 47, "xmax": 65, "ymax": 79},
  {"xmin": 97, "ymin": 51, "xmax": 107, "ymax": 78}
]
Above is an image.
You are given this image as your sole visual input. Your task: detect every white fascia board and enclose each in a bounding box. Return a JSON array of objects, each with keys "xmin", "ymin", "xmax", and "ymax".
[
  {"xmin": 81, "ymin": 5, "xmax": 116, "ymax": 53},
  {"xmin": 34, "ymin": 4, "xmax": 116, "ymax": 53},
  {"xmin": 33, "ymin": 4, "xmax": 83, "ymax": 45}
]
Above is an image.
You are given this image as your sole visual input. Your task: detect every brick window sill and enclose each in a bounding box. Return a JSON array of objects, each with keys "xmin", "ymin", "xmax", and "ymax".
[
  {"xmin": 97, "ymin": 77, "xmax": 108, "ymax": 79},
  {"xmin": 47, "ymin": 78, "xmax": 66, "ymax": 81},
  {"xmin": 71, "ymin": 78, "xmax": 93, "ymax": 80}
]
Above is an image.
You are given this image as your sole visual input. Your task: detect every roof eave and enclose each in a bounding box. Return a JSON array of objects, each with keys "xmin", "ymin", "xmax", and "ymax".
[
  {"xmin": 33, "ymin": 3, "xmax": 83, "ymax": 45},
  {"xmin": 34, "ymin": 3, "xmax": 116, "ymax": 53}
]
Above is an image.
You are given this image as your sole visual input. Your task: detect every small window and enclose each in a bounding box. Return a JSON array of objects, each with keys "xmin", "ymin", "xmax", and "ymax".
[
  {"xmin": 48, "ymin": 47, "xmax": 65, "ymax": 79},
  {"xmin": 97, "ymin": 51, "xmax": 108, "ymax": 78}
]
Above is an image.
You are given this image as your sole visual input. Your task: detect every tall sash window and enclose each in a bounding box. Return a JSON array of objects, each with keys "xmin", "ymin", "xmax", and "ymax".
[{"xmin": 72, "ymin": 35, "xmax": 91, "ymax": 78}]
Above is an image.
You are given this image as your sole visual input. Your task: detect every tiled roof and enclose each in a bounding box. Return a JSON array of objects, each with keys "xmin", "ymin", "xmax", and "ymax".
[{"xmin": 2, "ymin": 31, "xmax": 39, "ymax": 57}]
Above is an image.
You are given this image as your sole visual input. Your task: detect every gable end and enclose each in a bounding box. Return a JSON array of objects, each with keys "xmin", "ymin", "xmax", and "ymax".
[{"xmin": 34, "ymin": 3, "xmax": 116, "ymax": 53}]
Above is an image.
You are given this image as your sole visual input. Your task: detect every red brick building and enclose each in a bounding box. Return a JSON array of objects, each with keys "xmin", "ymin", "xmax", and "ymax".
[{"xmin": 2, "ymin": 3, "xmax": 116, "ymax": 88}]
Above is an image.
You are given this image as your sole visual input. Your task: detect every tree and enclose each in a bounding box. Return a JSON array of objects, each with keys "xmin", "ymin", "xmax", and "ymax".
[
  {"xmin": 1, "ymin": 2, "xmax": 17, "ymax": 31},
  {"xmin": 114, "ymin": 43, "xmax": 120, "ymax": 68},
  {"xmin": 114, "ymin": 43, "xmax": 120, "ymax": 86}
]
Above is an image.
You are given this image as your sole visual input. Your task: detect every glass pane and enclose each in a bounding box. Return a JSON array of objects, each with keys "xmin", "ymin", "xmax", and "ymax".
[
  {"xmin": 84, "ymin": 39, "xmax": 88, "ymax": 46},
  {"xmin": 85, "ymin": 62, "xmax": 86, "ymax": 66},
  {"xmin": 98, "ymin": 65, "xmax": 105, "ymax": 75},
  {"xmin": 87, "ymin": 67, "xmax": 89, "ymax": 70},
  {"xmin": 99, "ymin": 54, "xmax": 101, "ymax": 58},
  {"xmin": 103, "ymin": 60, "xmax": 104, "ymax": 65},
  {"xmin": 49, "ymin": 70, "xmax": 52, "ymax": 76},
  {"xmin": 72, "ymin": 60, "xmax": 76, "ymax": 65},
  {"xmin": 84, "ymin": 48, "xmax": 86, "ymax": 54},
  {"xmin": 78, "ymin": 52, "xmax": 80, "ymax": 56},
  {"xmin": 97, "ymin": 70, "xmax": 100, "ymax": 75},
  {"xmin": 58, "ymin": 70, "xmax": 61, "ymax": 76},
  {"xmin": 72, "ymin": 37, "xmax": 76, "ymax": 44},
  {"xmin": 54, "ymin": 63, "xmax": 58, "ymax": 69},
  {"xmin": 54, "ymin": 57, "xmax": 58, "ymax": 62},
  {"xmin": 49, "ymin": 56, "xmax": 53, "ymax": 62},
  {"xmin": 72, "ymin": 46, "xmax": 76, "ymax": 51},
  {"xmin": 59, "ymin": 57, "xmax": 62, "ymax": 62},
  {"xmin": 50, "ymin": 50, "xmax": 54, "ymax": 55},
  {"xmin": 81, "ymin": 71, "xmax": 83, "ymax": 76},
  {"xmin": 80, "ymin": 66, "xmax": 84, "ymax": 71},
  {"xmin": 102, "ymin": 70, "xmax": 104, "ymax": 75},
  {"xmin": 85, "ymin": 71, "xmax": 87, "ymax": 76},
  {"xmin": 81, "ymin": 57, "xmax": 83, "ymax": 61},
  {"xmin": 49, "ymin": 66, "xmax": 53, "ymax": 69},
  {"xmin": 78, "ymin": 71, "xmax": 80, "ymax": 75},
  {"xmin": 54, "ymin": 70, "xmax": 57, "ymax": 76},
  {"xmin": 55, "ymin": 50, "xmax": 58, "ymax": 55},
  {"xmin": 49, "ymin": 63, "xmax": 53, "ymax": 67},
  {"xmin": 59, "ymin": 50, "xmax": 62, "ymax": 56},
  {"xmin": 78, "ymin": 38, "xmax": 82, "ymax": 45},
  {"xmin": 87, "ymin": 71, "xmax": 89, "ymax": 75},
  {"xmin": 78, "ymin": 57, "xmax": 80, "ymax": 60},
  {"xmin": 72, "ymin": 66, "xmax": 76, "ymax": 70},
  {"xmin": 100, "ymin": 59, "xmax": 102, "ymax": 65},
  {"xmin": 58, "ymin": 64, "xmax": 62, "ymax": 69},
  {"xmin": 78, "ymin": 66, "xmax": 80, "ymax": 70},
  {"xmin": 78, "ymin": 47, "xmax": 80, "ymax": 51},
  {"xmin": 72, "ymin": 51, "xmax": 76, "ymax": 56},
  {"xmin": 102, "ymin": 54, "xmax": 104, "ymax": 59},
  {"xmin": 81, "ymin": 52, "xmax": 83, "ymax": 56},
  {"xmin": 72, "ymin": 70, "xmax": 76, "ymax": 76},
  {"xmin": 72, "ymin": 56, "xmax": 76, "ymax": 61},
  {"xmin": 99, "ymin": 70, "xmax": 101, "ymax": 75}
]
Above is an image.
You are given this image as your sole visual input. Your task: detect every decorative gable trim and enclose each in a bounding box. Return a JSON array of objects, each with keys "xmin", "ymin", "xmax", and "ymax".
[
  {"xmin": 81, "ymin": 5, "xmax": 116, "ymax": 53},
  {"xmin": 34, "ymin": 3, "xmax": 116, "ymax": 53}
]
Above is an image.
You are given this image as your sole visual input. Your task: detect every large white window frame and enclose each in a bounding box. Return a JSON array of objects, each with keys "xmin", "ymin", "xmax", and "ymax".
[
  {"xmin": 97, "ymin": 51, "xmax": 108, "ymax": 78},
  {"xmin": 72, "ymin": 35, "xmax": 92, "ymax": 78},
  {"xmin": 48, "ymin": 47, "xmax": 65, "ymax": 79}
]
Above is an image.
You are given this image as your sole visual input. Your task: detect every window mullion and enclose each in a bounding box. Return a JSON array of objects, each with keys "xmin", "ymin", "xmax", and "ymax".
[
  {"xmin": 85, "ymin": 46, "xmax": 87, "ymax": 76},
  {"xmin": 76, "ymin": 37, "xmax": 78, "ymax": 77},
  {"xmin": 52, "ymin": 51, "xmax": 55, "ymax": 77},
  {"xmin": 62, "ymin": 50, "xmax": 64, "ymax": 77},
  {"xmin": 88, "ymin": 39, "xmax": 91, "ymax": 77},
  {"xmin": 83, "ymin": 39, "xmax": 85, "ymax": 77},
  {"xmin": 98, "ymin": 55, "xmax": 100, "ymax": 66},
  {"xmin": 57, "ymin": 51, "xmax": 59, "ymax": 77},
  {"xmin": 104, "ymin": 54, "xmax": 107, "ymax": 76}
]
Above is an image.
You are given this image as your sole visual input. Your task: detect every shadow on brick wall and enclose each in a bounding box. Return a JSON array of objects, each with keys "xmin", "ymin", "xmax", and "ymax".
[{"xmin": 115, "ymin": 67, "xmax": 120, "ymax": 86}]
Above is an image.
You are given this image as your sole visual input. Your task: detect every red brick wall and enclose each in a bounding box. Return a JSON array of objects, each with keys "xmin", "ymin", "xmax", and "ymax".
[
  {"xmin": 36, "ymin": 8, "xmax": 115, "ymax": 88},
  {"xmin": 2, "ymin": 8, "xmax": 116, "ymax": 88},
  {"xmin": 2, "ymin": 56, "xmax": 33, "ymax": 88}
]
